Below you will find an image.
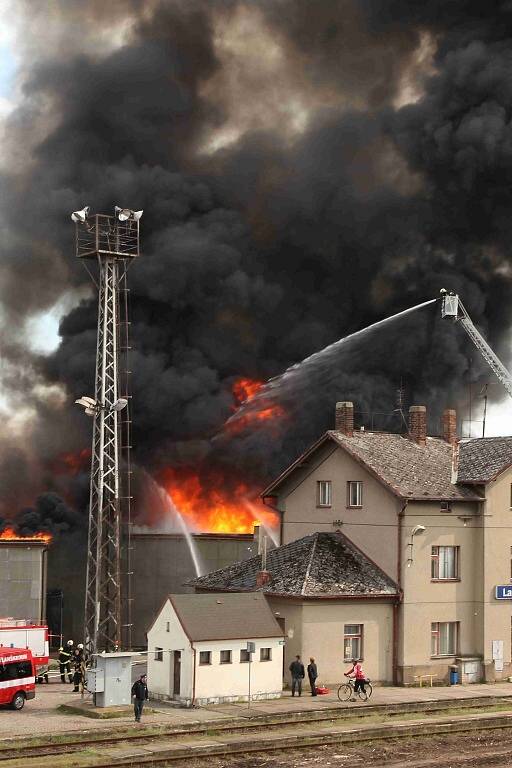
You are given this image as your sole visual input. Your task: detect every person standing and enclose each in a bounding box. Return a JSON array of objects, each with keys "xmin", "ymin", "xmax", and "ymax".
[
  {"xmin": 59, "ymin": 645, "xmax": 72, "ymax": 683},
  {"xmin": 307, "ymin": 657, "xmax": 318, "ymax": 696},
  {"xmin": 131, "ymin": 674, "xmax": 149, "ymax": 722},
  {"xmin": 289, "ymin": 655, "xmax": 305, "ymax": 697}
]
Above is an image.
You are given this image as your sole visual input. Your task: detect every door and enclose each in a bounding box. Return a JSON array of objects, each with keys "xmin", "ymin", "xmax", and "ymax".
[
  {"xmin": 173, "ymin": 651, "xmax": 181, "ymax": 697},
  {"xmin": 276, "ymin": 617, "xmax": 286, "ymax": 677}
]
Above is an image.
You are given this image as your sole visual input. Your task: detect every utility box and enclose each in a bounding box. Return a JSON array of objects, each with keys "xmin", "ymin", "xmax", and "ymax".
[{"xmin": 88, "ymin": 652, "xmax": 139, "ymax": 707}]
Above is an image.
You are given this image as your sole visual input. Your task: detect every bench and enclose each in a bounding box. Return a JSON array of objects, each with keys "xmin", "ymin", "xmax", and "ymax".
[{"xmin": 413, "ymin": 674, "xmax": 438, "ymax": 687}]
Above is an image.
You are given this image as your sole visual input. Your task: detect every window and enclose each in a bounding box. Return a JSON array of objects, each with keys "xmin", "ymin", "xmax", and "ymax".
[
  {"xmin": 317, "ymin": 480, "xmax": 332, "ymax": 507},
  {"xmin": 199, "ymin": 651, "xmax": 211, "ymax": 665},
  {"xmin": 431, "ymin": 622, "xmax": 458, "ymax": 656},
  {"xmin": 347, "ymin": 481, "xmax": 363, "ymax": 508},
  {"xmin": 166, "ymin": 621, "xmax": 170, "ymax": 633},
  {"xmin": 154, "ymin": 647, "xmax": 163, "ymax": 662},
  {"xmin": 260, "ymin": 648, "xmax": 272, "ymax": 661},
  {"xmin": 240, "ymin": 649, "xmax": 250, "ymax": 663},
  {"xmin": 220, "ymin": 650, "xmax": 232, "ymax": 664},
  {"xmin": 344, "ymin": 624, "xmax": 363, "ymax": 661},
  {"xmin": 0, "ymin": 661, "xmax": 32, "ymax": 682},
  {"xmin": 431, "ymin": 546, "xmax": 459, "ymax": 580}
]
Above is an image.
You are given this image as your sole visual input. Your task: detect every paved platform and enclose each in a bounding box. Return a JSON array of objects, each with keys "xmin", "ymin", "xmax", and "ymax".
[{"xmin": 1, "ymin": 681, "xmax": 512, "ymax": 739}]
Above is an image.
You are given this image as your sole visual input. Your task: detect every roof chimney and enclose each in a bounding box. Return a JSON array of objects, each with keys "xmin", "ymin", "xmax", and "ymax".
[
  {"xmin": 408, "ymin": 405, "xmax": 427, "ymax": 446},
  {"xmin": 442, "ymin": 409, "xmax": 457, "ymax": 445},
  {"xmin": 256, "ymin": 570, "xmax": 272, "ymax": 588},
  {"xmin": 335, "ymin": 401, "xmax": 354, "ymax": 437}
]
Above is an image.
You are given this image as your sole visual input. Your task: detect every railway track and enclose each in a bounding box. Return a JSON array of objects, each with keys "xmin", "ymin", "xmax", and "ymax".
[{"xmin": 1, "ymin": 697, "xmax": 512, "ymax": 767}]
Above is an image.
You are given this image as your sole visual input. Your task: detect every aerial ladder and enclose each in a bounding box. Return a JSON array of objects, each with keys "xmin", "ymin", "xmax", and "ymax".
[{"xmin": 440, "ymin": 288, "xmax": 512, "ymax": 399}]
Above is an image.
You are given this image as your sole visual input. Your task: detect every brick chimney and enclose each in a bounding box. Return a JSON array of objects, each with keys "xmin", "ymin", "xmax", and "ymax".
[
  {"xmin": 442, "ymin": 409, "xmax": 457, "ymax": 445},
  {"xmin": 408, "ymin": 405, "xmax": 427, "ymax": 446},
  {"xmin": 335, "ymin": 401, "xmax": 354, "ymax": 437},
  {"xmin": 256, "ymin": 570, "xmax": 272, "ymax": 588}
]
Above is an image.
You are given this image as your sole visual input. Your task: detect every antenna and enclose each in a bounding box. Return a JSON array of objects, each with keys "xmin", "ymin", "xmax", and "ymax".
[
  {"xmin": 394, "ymin": 379, "xmax": 408, "ymax": 431},
  {"xmin": 72, "ymin": 207, "xmax": 141, "ymax": 656}
]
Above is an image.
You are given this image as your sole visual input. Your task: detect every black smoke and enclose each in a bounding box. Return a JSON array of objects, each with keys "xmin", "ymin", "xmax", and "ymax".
[{"xmin": 2, "ymin": 0, "xmax": 512, "ymax": 525}]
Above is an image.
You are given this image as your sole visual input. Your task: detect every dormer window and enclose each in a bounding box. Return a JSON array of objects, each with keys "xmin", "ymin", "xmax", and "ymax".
[{"xmin": 317, "ymin": 480, "xmax": 332, "ymax": 507}]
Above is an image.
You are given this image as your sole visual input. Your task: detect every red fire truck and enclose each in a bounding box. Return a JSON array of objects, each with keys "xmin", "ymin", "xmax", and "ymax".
[
  {"xmin": 0, "ymin": 622, "xmax": 49, "ymax": 678},
  {"xmin": 0, "ymin": 648, "xmax": 36, "ymax": 709}
]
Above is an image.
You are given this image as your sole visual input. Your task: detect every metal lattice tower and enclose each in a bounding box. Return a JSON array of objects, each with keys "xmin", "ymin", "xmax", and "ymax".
[{"xmin": 73, "ymin": 209, "xmax": 140, "ymax": 655}]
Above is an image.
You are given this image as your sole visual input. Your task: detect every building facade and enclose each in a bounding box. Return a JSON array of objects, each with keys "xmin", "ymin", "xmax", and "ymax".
[
  {"xmin": 194, "ymin": 402, "xmax": 512, "ymax": 685},
  {"xmin": 0, "ymin": 540, "xmax": 48, "ymax": 623},
  {"xmin": 147, "ymin": 592, "xmax": 283, "ymax": 705}
]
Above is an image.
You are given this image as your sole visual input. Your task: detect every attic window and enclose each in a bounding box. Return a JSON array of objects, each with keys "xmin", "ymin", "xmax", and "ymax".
[
  {"xmin": 347, "ymin": 481, "xmax": 363, "ymax": 508},
  {"xmin": 440, "ymin": 502, "xmax": 451, "ymax": 513}
]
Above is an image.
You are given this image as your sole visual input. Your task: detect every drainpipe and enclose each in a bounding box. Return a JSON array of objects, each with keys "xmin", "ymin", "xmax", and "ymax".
[
  {"xmin": 394, "ymin": 502, "xmax": 407, "ymax": 686},
  {"xmin": 191, "ymin": 646, "xmax": 197, "ymax": 708}
]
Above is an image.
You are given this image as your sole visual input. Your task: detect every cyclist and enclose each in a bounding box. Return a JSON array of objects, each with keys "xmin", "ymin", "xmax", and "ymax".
[{"xmin": 344, "ymin": 658, "xmax": 366, "ymax": 701}]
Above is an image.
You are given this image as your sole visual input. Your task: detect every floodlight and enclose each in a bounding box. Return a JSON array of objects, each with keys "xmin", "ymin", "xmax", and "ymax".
[
  {"xmin": 111, "ymin": 398, "xmax": 128, "ymax": 412},
  {"xmin": 75, "ymin": 396, "xmax": 97, "ymax": 416},
  {"xmin": 115, "ymin": 206, "xmax": 143, "ymax": 222},
  {"xmin": 71, "ymin": 206, "xmax": 90, "ymax": 223}
]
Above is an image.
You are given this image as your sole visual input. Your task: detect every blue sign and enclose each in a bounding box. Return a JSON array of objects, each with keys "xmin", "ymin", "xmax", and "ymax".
[{"xmin": 495, "ymin": 585, "xmax": 512, "ymax": 600}]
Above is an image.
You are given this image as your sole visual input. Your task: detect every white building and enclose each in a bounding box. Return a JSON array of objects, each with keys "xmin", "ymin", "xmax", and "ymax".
[{"xmin": 147, "ymin": 592, "xmax": 284, "ymax": 706}]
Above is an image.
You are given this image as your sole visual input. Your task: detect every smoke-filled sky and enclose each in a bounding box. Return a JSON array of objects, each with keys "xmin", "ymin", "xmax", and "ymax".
[{"xmin": 1, "ymin": 0, "xmax": 512, "ymax": 528}]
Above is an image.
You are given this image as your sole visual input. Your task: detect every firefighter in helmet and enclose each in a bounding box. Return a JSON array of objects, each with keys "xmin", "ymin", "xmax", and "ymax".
[
  {"xmin": 72, "ymin": 643, "xmax": 85, "ymax": 692},
  {"xmin": 59, "ymin": 642, "xmax": 73, "ymax": 684}
]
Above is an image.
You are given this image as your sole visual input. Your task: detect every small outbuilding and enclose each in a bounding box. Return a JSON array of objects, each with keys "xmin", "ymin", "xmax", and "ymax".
[{"xmin": 147, "ymin": 592, "xmax": 284, "ymax": 706}]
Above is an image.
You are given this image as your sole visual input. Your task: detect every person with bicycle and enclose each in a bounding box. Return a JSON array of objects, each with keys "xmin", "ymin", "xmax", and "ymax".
[{"xmin": 344, "ymin": 657, "xmax": 366, "ymax": 701}]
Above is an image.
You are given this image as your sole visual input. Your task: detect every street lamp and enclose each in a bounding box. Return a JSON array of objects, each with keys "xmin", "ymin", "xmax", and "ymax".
[{"xmin": 406, "ymin": 524, "xmax": 426, "ymax": 567}]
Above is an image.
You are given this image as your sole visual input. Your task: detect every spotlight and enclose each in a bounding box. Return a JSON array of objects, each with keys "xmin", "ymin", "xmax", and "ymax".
[
  {"xmin": 115, "ymin": 206, "xmax": 143, "ymax": 222},
  {"xmin": 111, "ymin": 398, "xmax": 128, "ymax": 412},
  {"xmin": 71, "ymin": 206, "xmax": 90, "ymax": 223},
  {"xmin": 75, "ymin": 396, "xmax": 97, "ymax": 416}
]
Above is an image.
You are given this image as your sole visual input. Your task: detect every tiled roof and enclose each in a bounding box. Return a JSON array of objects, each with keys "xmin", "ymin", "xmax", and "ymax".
[
  {"xmin": 328, "ymin": 431, "xmax": 482, "ymax": 501},
  {"xmin": 457, "ymin": 437, "xmax": 512, "ymax": 483},
  {"xmin": 263, "ymin": 431, "xmax": 483, "ymax": 501},
  {"xmin": 189, "ymin": 532, "xmax": 398, "ymax": 598},
  {"xmin": 166, "ymin": 592, "xmax": 283, "ymax": 641}
]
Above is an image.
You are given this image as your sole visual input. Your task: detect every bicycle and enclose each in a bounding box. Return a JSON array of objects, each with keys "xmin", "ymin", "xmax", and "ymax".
[{"xmin": 337, "ymin": 676, "xmax": 373, "ymax": 702}]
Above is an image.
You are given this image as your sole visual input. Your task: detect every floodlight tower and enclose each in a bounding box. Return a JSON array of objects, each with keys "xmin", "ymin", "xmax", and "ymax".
[{"xmin": 72, "ymin": 205, "xmax": 142, "ymax": 655}]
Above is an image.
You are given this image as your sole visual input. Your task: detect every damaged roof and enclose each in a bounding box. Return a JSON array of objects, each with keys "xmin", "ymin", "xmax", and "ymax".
[
  {"xmin": 263, "ymin": 431, "xmax": 483, "ymax": 501},
  {"xmin": 457, "ymin": 437, "xmax": 512, "ymax": 483},
  {"xmin": 189, "ymin": 531, "xmax": 398, "ymax": 598}
]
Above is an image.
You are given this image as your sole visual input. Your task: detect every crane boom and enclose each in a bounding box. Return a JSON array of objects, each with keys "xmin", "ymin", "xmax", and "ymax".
[{"xmin": 440, "ymin": 290, "xmax": 512, "ymax": 399}]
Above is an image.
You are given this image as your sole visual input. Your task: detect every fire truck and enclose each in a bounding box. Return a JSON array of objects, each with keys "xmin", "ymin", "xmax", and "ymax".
[
  {"xmin": 0, "ymin": 647, "xmax": 36, "ymax": 709},
  {"xmin": 0, "ymin": 621, "xmax": 49, "ymax": 680}
]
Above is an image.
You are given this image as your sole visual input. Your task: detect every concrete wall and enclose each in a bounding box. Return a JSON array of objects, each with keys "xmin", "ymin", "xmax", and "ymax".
[
  {"xmin": 147, "ymin": 598, "xmax": 192, "ymax": 700},
  {"xmin": 268, "ymin": 597, "xmax": 394, "ymax": 684},
  {"xmin": 131, "ymin": 534, "xmax": 254, "ymax": 647},
  {"xmin": 398, "ymin": 500, "xmax": 482, "ymax": 683},
  {"xmin": 481, "ymin": 467, "xmax": 512, "ymax": 680},
  {"xmin": 0, "ymin": 543, "xmax": 47, "ymax": 622},
  {"xmin": 193, "ymin": 638, "xmax": 283, "ymax": 704},
  {"xmin": 279, "ymin": 443, "xmax": 401, "ymax": 580},
  {"xmin": 147, "ymin": 598, "xmax": 283, "ymax": 705}
]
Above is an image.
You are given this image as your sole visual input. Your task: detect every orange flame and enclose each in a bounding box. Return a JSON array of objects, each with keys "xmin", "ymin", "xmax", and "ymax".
[
  {"xmin": 160, "ymin": 467, "xmax": 278, "ymax": 535},
  {"xmin": 228, "ymin": 377, "xmax": 285, "ymax": 432},
  {"xmin": 0, "ymin": 527, "xmax": 52, "ymax": 544}
]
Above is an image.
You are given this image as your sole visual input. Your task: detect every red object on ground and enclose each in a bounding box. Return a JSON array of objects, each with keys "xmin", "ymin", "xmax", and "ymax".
[
  {"xmin": 316, "ymin": 686, "xmax": 330, "ymax": 695},
  {"xmin": 0, "ymin": 647, "xmax": 36, "ymax": 709}
]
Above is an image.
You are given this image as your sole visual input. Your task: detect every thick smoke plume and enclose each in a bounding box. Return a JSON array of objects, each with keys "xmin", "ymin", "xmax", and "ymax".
[{"xmin": 1, "ymin": 0, "xmax": 512, "ymax": 527}]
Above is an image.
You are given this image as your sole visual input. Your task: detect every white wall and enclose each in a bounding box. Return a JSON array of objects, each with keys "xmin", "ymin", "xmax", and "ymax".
[
  {"xmin": 194, "ymin": 638, "xmax": 283, "ymax": 702},
  {"xmin": 147, "ymin": 599, "xmax": 192, "ymax": 700}
]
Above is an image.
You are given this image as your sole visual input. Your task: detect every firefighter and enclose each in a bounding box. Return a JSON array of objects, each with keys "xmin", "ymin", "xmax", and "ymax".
[
  {"xmin": 72, "ymin": 644, "xmax": 86, "ymax": 692},
  {"xmin": 59, "ymin": 644, "xmax": 73, "ymax": 683}
]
